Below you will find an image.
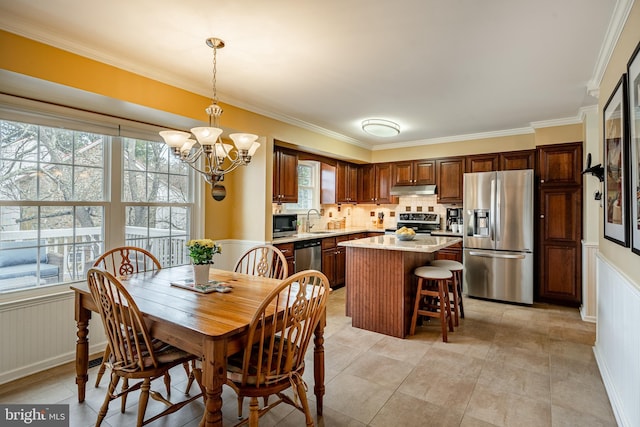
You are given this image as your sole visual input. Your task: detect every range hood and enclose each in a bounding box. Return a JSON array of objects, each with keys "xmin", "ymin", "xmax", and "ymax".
[{"xmin": 390, "ymin": 184, "xmax": 437, "ymax": 196}]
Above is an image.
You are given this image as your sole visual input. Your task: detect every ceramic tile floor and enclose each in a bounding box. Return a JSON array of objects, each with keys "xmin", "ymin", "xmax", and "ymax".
[{"xmin": 0, "ymin": 288, "xmax": 617, "ymax": 426}]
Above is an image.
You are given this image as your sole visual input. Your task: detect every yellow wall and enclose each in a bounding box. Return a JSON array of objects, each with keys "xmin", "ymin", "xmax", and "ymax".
[
  {"xmin": 0, "ymin": 30, "xmax": 364, "ymax": 241},
  {"xmin": 598, "ymin": 2, "xmax": 640, "ymax": 286},
  {"xmin": 371, "ymin": 133, "xmax": 536, "ymax": 162},
  {"xmin": 535, "ymin": 123, "xmax": 583, "ymax": 146}
]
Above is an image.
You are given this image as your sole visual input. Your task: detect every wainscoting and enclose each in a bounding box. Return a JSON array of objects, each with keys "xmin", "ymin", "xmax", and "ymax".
[
  {"xmin": 594, "ymin": 254, "xmax": 640, "ymax": 427},
  {"xmin": 0, "ymin": 291, "xmax": 107, "ymax": 385}
]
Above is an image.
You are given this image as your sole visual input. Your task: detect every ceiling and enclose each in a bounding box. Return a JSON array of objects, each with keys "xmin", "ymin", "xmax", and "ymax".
[{"xmin": 0, "ymin": 0, "xmax": 622, "ymax": 149}]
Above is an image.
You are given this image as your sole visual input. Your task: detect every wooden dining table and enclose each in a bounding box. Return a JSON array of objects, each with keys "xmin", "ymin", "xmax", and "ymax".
[{"xmin": 71, "ymin": 265, "xmax": 326, "ymax": 426}]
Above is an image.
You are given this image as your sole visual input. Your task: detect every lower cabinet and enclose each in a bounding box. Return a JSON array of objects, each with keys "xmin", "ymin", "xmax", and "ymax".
[
  {"xmin": 273, "ymin": 242, "xmax": 295, "ymax": 277},
  {"xmin": 434, "ymin": 241, "xmax": 463, "ymax": 262},
  {"xmin": 320, "ymin": 232, "xmax": 369, "ymax": 288}
]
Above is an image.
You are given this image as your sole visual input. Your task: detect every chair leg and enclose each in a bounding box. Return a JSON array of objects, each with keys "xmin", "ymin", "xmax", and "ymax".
[
  {"xmin": 410, "ymin": 278, "xmax": 424, "ymax": 336},
  {"xmin": 120, "ymin": 377, "xmax": 129, "ymax": 413},
  {"xmin": 456, "ymin": 271, "xmax": 465, "ymax": 318},
  {"xmin": 94, "ymin": 345, "xmax": 111, "ymax": 387},
  {"xmin": 248, "ymin": 397, "xmax": 260, "ymax": 427},
  {"xmin": 295, "ymin": 379, "xmax": 314, "ymax": 427},
  {"xmin": 137, "ymin": 378, "xmax": 151, "ymax": 427},
  {"xmin": 184, "ymin": 360, "xmax": 197, "ymax": 395},
  {"xmin": 163, "ymin": 372, "xmax": 171, "ymax": 396},
  {"xmin": 448, "ymin": 278, "xmax": 459, "ymax": 327},
  {"xmin": 438, "ymin": 281, "xmax": 449, "ymax": 343},
  {"xmin": 97, "ymin": 373, "xmax": 119, "ymax": 426},
  {"xmin": 237, "ymin": 395, "xmax": 244, "ymax": 419}
]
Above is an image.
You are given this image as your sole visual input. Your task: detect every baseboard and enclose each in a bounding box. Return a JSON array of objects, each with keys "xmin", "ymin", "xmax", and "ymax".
[{"xmin": 580, "ymin": 305, "xmax": 597, "ymax": 323}]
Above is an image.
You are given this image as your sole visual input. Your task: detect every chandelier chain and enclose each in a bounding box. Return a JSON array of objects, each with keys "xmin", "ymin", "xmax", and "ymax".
[{"xmin": 211, "ymin": 43, "xmax": 218, "ymax": 105}]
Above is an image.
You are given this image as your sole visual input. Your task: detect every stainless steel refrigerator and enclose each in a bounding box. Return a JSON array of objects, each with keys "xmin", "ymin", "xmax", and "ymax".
[{"xmin": 462, "ymin": 169, "xmax": 534, "ymax": 304}]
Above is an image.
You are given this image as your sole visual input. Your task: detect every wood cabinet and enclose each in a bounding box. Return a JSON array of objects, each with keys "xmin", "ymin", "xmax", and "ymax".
[
  {"xmin": 391, "ymin": 160, "xmax": 435, "ymax": 186},
  {"xmin": 336, "ymin": 161, "xmax": 358, "ymax": 203},
  {"xmin": 538, "ymin": 144, "xmax": 583, "ymax": 186},
  {"xmin": 500, "ymin": 150, "xmax": 535, "ymax": 171},
  {"xmin": 434, "ymin": 240, "xmax": 462, "ymax": 262},
  {"xmin": 436, "ymin": 157, "xmax": 465, "ymax": 204},
  {"xmin": 466, "ymin": 154, "xmax": 498, "ymax": 173},
  {"xmin": 358, "ymin": 163, "xmax": 395, "ymax": 204},
  {"xmin": 272, "ymin": 148, "xmax": 298, "ymax": 203},
  {"xmin": 320, "ymin": 232, "xmax": 369, "ymax": 288},
  {"xmin": 466, "ymin": 150, "xmax": 535, "ymax": 173},
  {"xmin": 273, "ymin": 242, "xmax": 295, "ymax": 277},
  {"xmin": 536, "ymin": 142, "xmax": 583, "ymax": 306}
]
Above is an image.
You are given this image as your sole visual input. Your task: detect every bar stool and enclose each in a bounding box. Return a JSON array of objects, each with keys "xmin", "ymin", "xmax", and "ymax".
[
  {"xmin": 430, "ymin": 259, "xmax": 464, "ymax": 326},
  {"xmin": 410, "ymin": 266, "xmax": 454, "ymax": 342}
]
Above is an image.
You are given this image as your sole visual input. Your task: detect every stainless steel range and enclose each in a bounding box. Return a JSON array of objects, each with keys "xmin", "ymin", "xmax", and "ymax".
[{"xmin": 385, "ymin": 213, "xmax": 441, "ymax": 235}]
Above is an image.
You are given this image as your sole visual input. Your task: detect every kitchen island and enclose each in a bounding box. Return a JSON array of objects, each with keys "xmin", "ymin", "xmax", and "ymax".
[{"xmin": 338, "ymin": 234, "xmax": 462, "ymax": 338}]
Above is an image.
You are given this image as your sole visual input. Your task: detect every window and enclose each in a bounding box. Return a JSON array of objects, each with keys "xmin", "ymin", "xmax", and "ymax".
[
  {"xmin": 0, "ymin": 107, "xmax": 196, "ymax": 294},
  {"xmin": 284, "ymin": 160, "xmax": 320, "ymax": 213}
]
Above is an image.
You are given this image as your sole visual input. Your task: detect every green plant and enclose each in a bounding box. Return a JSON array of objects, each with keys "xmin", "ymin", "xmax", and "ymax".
[{"xmin": 186, "ymin": 239, "xmax": 222, "ymax": 265}]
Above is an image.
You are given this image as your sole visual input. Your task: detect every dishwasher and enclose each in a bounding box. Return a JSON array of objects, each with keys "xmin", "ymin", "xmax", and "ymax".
[{"xmin": 294, "ymin": 239, "xmax": 322, "ymax": 273}]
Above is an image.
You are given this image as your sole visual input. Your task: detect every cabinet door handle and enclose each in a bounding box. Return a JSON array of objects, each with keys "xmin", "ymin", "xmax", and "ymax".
[{"xmin": 540, "ymin": 215, "xmax": 544, "ymax": 219}]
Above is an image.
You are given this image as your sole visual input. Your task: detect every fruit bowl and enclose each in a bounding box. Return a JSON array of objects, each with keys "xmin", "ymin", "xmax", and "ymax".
[{"xmin": 396, "ymin": 233, "xmax": 416, "ymax": 241}]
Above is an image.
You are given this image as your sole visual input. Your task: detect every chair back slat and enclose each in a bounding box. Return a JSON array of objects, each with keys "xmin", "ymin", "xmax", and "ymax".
[
  {"xmin": 93, "ymin": 246, "xmax": 161, "ymax": 277},
  {"xmin": 234, "ymin": 245, "xmax": 288, "ymax": 280},
  {"xmin": 239, "ymin": 270, "xmax": 329, "ymax": 387},
  {"xmin": 87, "ymin": 267, "xmax": 158, "ymax": 372}
]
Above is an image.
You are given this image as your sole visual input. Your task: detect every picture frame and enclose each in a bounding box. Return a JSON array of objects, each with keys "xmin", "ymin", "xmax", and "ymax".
[
  {"xmin": 628, "ymin": 41, "xmax": 640, "ymax": 255},
  {"xmin": 603, "ymin": 74, "xmax": 629, "ymax": 247}
]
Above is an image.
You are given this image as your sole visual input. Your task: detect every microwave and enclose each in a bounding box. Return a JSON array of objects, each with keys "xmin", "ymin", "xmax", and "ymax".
[{"xmin": 273, "ymin": 214, "xmax": 298, "ymax": 237}]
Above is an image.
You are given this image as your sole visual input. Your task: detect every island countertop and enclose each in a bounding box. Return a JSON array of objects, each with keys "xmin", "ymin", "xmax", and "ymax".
[{"xmin": 338, "ymin": 234, "xmax": 462, "ymax": 253}]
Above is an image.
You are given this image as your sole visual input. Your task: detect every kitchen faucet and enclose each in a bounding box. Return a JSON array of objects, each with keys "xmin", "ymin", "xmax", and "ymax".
[{"xmin": 305, "ymin": 209, "xmax": 321, "ymax": 232}]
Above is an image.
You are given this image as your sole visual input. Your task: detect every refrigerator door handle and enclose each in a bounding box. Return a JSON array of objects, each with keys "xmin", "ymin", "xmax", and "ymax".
[
  {"xmin": 495, "ymin": 175, "xmax": 501, "ymax": 243},
  {"xmin": 468, "ymin": 251, "xmax": 527, "ymax": 260},
  {"xmin": 490, "ymin": 178, "xmax": 496, "ymax": 243}
]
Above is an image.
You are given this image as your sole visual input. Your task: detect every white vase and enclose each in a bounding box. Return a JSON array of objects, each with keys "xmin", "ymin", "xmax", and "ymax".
[{"xmin": 192, "ymin": 264, "xmax": 210, "ymax": 285}]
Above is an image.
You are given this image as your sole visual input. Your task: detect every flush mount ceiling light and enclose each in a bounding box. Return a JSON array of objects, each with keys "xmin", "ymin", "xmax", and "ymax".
[
  {"xmin": 159, "ymin": 37, "xmax": 260, "ymax": 201},
  {"xmin": 361, "ymin": 119, "xmax": 400, "ymax": 137}
]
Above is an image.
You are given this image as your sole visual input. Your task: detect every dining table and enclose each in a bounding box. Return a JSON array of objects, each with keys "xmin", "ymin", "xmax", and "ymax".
[{"xmin": 71, "ymin": 265, "xmax": 326, "ymax": 426}]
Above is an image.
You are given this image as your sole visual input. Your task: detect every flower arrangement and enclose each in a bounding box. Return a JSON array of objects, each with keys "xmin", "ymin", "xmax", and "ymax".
[{"xmin": 186, "ymin": 239, "xmax": 222, "ymax": 265}]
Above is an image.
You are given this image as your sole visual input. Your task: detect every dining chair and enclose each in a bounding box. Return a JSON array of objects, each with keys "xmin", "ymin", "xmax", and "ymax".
[
  {"xmin": 184, "ymin": 244, "xmax": 289, "ymax": 397},
  {"xmin": 92, "ymin": 246, "xmax": 177, "ymax": 389},
  {"xmin": 234, "ymin": 244, "xmax": 289, "ymax": 280},
  {"xmin": 86, "ymin": 267, "xmax": 203, "ymax": 427},
  {"xmin": 225, "ymin": 269, "xmax": 330, "ymax": 427}
]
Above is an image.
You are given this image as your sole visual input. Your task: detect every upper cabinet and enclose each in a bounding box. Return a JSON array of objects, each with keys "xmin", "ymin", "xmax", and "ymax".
[
  {"xmin": 466, "ymin": 154, "xmax": 498, "ymax": 173},
  {"xmin": 436, "ymin": 157, "xmax": 465, "ymax": 204},
  {"xmin": 500, "ymin": 150, "xmax": 535, "ymax": 171},
  {"xmin": 358, "ymin": 163, "xmax": 395, "ymax": 204},
  {"xmin": 336, "ymin": 161, "xmax": 358, "ymax": 203},
  {"xmin": 273, "ymin": 147, "xmax": 298, "ymax": 203},
  {"xmin": 537, "ymin": 144, "xmax": 582, "ymax": 186},
  {"xmin": 391, "ymin": 160, "xmax": 435, "ymax": 186},
  {"xmin": 466, "ymin": 150, "xmax": 535, "ymax": 173}
]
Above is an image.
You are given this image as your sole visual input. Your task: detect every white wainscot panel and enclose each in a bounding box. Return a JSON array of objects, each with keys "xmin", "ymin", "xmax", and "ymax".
[{"xmin": 594, "ymin": 254, "xmax": 640, "ymax": 427}]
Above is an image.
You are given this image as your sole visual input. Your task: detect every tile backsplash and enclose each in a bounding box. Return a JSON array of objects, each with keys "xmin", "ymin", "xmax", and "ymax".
[{"xmin": 275, "ymin": 195, "xmax": 458, "ymax": 231}]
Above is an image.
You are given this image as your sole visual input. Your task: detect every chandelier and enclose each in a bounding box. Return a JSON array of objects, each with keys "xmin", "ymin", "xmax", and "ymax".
[{"xmin": 159, "ymin": 37, "xmax": 260, "ymax": 201}]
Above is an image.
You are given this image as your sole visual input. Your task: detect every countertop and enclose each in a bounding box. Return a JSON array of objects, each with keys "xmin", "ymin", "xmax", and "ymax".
[
  {"xmin": 337, "ymin": 234, "xmax": 462, "ymax": 253},
  {"xmin": 272, "ymin": 227, "xmax": 463, "ymax": 244},
  {"xmin": 272, "ymin": 227, "xmax": 384, "ymax": 244}
]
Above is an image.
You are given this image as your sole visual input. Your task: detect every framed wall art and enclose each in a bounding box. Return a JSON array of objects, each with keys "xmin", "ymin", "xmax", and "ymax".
[
  {"xmin": 603, "ymin": 74, "xmax": 629, "ymax": 247},
  {"xmin": 628, "ymin": 41, "xmax": 640, "ymax": 255}
]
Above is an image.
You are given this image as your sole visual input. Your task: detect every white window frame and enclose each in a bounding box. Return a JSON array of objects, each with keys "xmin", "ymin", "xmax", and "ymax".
[
  {"xmin": 282, "ymin": 160, "xmax": 320, "ymax": 214},
  {"xmin": 0, "ymin": 95, "xmax": 200, "ymax": 302}
]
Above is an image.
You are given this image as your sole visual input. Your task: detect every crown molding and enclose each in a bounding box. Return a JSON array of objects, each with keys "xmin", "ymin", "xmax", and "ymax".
[
  {"xmin": 372, "ymin": 127, "xmax": 534, "ymax": 151},
  {"xmin": 530, "ymin": 115, "xmax": 583, "ymax": 129},
  {"xmin": 586, "ymin": 0, "xmax": 635, "ymax": 97}
]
